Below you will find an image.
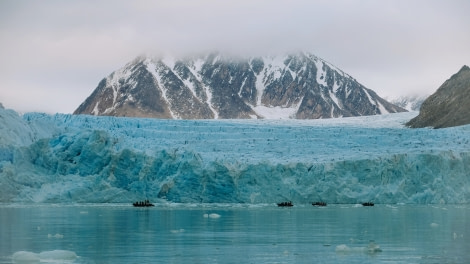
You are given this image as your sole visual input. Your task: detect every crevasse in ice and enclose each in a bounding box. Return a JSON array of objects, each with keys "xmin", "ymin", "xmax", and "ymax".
[{"xmin": 1, "ymin": 107, "xmax": 469, "ymax": 204}]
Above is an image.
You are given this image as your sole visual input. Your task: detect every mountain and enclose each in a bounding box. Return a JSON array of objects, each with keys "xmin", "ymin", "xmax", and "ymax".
[
  {"xmin": 407, "ymin": 65, "xmax": 470, "ymax": 128},
  {"xmin": 389, "ymin": 95, "xmax": 427, "ymax": 112},
  {"xmin": 74, "ymin": 52, "xmax": 406, "ymax": 119}
]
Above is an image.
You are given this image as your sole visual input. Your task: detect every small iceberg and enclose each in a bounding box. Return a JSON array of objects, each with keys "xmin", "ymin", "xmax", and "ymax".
[
  {"xmin": 47, "ymin": 233, "xmax": 64, "ymax": 239},
  {"xmin": 12, "ymin": 251, "xmax": 40, "ymax": 263},
  {"xmin": 335, "ymin": 241, "xmax": 382, "ymax": 255},
  {"xmin": 38, "ymin": 250, "xmax": 77, "ymax": 260},
  {"xmin": 12, "ymin": 250, "xmax": 77, "ymax": 263},
  {"xmin": 203, "ymin": 213, "xmax": 221, "ymax": 219},
  {"xmin": 170, "ymin": 229, "xmax": 185, "ymax": 234}
]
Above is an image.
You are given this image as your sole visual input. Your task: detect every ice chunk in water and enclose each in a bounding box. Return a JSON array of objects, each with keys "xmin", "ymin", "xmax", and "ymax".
[
  {"xmin": 335, "ymin": 244, "xmax": 351, "ymax": 252},
  {"xmin": 335, "ymin": 241, "xmax": 382, "ymax": 254},
  {"xmin": 47, "ymin": 233, "xmax": 64, "ymax": 239},
  {"xmin": 203, "ymin": 213, "xmax": 221, "ymax": 218},
  {"xmin": 38, "ymin": 250, "xmax": 77, "ymax": 260},
  {"xmin": 12, "ymin": 250, "xmax": 77, "ymax": 263},
  {"xmin": 170, "ymin": 229, "xmax": 185, "ymax": 233},
  {"xmin": 12, "ymin": 251, "xmax": 40, "ymax": 263}
]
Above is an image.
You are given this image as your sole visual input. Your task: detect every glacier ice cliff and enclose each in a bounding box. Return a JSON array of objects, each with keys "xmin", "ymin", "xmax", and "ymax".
[{"xmin": 1, "ymin": 107, "xmax": 469, "ymax": 204}]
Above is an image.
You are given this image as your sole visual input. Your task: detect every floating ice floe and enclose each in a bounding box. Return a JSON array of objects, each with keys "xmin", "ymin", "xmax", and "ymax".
[
  {"xmin": 47, "ymin": 233, "xmax": 64, "ymax": 239},
  {"xmin": 170, "ymin": 229, "xmax": 185, "ymax": 234},
  {"xmin": 335, "ymin": 241, "xmax": 382, "ymax": 254},
  {"xmin": 203, "ymin": 213, "xmax": 221, "ymax": 219},
  {"xmin": 12, "ymin": 250, "xmax": 77, "ymax": 263}
]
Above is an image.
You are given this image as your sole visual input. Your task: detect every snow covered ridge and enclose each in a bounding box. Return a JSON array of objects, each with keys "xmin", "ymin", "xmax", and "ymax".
[
  {"xmin": 74, "ymin": 52, "xmax": 406, "ymax": 119},
  {"xmin": 1, "ymin": 107, "xmax": 470, "ymax": 204},
  {"xmin": 388, "ymin": 95, "xmax": 427, "ymax": 112}
]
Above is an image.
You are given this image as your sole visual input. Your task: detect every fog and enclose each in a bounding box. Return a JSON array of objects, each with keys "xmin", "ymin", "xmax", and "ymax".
[{"xmin": 1, "ymin": 0, "xmax": 469, "ymax": 113}]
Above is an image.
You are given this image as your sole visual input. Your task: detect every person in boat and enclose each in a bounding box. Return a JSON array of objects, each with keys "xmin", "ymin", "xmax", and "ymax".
[
  {"xmin": 277, "ymin": 201, "xmax": 293, "ymax": 207},
  {"xmin": 133, "ymin": 200, "xmax": 155, "ymax": 207}
]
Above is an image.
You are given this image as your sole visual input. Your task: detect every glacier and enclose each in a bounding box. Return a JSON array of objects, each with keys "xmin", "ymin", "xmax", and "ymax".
[{"xmin": 1, "ymin": 106, "xmax": 470, "ymax": 204}]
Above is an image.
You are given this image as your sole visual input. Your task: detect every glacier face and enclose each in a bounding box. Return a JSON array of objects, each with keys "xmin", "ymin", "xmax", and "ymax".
[{"xmin": 1, "ymin": 107, "xmax": 470, "ymax": 204}]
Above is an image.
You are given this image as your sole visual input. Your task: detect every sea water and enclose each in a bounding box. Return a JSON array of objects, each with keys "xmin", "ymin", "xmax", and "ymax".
[{"xmin": 0, "ymin": 204, "xmax": 469, "ymax": 264}]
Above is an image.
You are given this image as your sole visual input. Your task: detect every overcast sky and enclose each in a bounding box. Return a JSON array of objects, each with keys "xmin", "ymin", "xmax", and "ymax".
[{"xmin": 1, "ymin": 0, "xmax": 469, "ymax": 113}]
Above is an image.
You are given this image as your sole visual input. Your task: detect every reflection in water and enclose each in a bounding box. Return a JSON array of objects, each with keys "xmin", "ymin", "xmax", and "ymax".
[{"xmin": 0, "ymin": 204, "xmax": 469, "ymax": 263}]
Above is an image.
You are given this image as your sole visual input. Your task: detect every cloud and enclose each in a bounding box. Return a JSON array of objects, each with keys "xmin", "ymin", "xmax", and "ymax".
[{"xmin": 0, "ymin": 0, "xmax": 469, "ymax": 113}]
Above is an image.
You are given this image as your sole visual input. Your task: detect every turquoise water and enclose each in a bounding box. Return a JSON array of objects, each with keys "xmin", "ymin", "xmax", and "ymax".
[{"xmin": 1, "ymin": 204, "xmax": 469, "ymax": 263}]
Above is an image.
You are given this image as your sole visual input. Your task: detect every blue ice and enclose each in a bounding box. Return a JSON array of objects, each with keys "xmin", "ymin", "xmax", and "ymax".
[{"xmin": 1, "ymin": 106, "xmax": 470, "ymax": 204}]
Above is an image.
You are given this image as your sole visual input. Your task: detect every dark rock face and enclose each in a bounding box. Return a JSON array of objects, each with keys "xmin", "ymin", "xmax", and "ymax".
[
  {"xmin": 74, "ymin": 52, "xmax": 406, "ymax": 119},
  {"xmin": 407, "ymin": 65, "xmax": 470, "ymax": 128}
]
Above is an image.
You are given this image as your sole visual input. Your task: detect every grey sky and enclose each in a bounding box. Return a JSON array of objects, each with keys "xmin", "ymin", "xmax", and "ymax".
[{"xmin": 1, "ymin": 0, "xmax": 469, "ymax": 113}]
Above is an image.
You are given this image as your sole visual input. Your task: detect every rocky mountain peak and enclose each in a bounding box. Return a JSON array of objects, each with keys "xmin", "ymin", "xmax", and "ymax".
[
  {"xmin": 407, "ymin": 65, "xmax": 470, "ymax": 128},
  {"xmin": 74, "ymin": 52, "xmax": 406, "ymax": 119}
]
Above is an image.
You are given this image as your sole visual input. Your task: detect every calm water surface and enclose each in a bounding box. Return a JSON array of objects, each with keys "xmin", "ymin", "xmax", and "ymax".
[{"xmin": 1, "ymin": 204, "xmax": 469, "ymax": 263}]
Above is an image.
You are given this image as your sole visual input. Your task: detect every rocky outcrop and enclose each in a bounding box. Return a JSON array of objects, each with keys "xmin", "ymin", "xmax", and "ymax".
[
  {"xmin": 407, "ymin": 65, "xmax": 470, "ymax": 128},
  {"xmin": 74, "ymin": 52, "xmax": 406, "ymax": 119}
]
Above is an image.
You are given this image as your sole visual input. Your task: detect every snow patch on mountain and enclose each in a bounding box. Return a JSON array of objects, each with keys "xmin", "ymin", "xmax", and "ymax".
[
  {"xmin": 252, "ymin": 105, "xmax": 298, "ymax": 119},
  {"xmin": 145, "ymin": 59, "xmax": 177, "ymax": 119},
  {"xmin": 314, "ymin": 58, "xmax": 328, "ymax": 87}
]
